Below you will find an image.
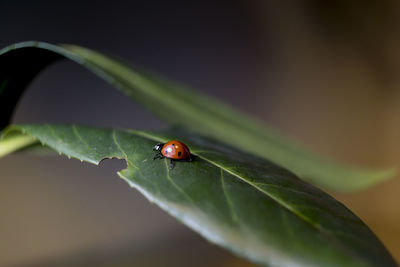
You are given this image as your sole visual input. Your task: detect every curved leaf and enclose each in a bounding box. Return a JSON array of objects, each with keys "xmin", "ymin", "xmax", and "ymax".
[
  {"xmin": 0, "ymin": 41, "xmax": 396, "ymax": 192},
  {"xmin": 0, "ymin": 124, "xmax": 397, "ymax": 267}
]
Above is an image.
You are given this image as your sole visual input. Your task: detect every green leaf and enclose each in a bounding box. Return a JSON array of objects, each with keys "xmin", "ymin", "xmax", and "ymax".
[
  {"xmin": 0, "ymin": 124, "xmax": 397, "ymax": 267},
  {"xmin": 0, "ymin": 41, "xmax": 396, "ymax": 192}
]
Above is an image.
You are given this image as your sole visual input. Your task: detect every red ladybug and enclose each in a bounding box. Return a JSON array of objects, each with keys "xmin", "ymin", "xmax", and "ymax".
[{"xmin": 153, "ymin": 140, "xmax": 193, "ymax": 169}]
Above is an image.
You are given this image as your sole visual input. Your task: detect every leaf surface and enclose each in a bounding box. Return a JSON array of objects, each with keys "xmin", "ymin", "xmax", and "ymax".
[
  {"xmin": 0, "ymin": 124, "xmax": 396, "ymax": 267},
  {"xmin": 0, "ymin": 41, "xmax": 396, "ymax": 192}
]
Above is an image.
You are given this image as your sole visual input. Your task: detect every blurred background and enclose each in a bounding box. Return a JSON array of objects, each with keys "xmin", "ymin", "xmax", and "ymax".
[{"xmin": 1, "ymin": 0, "xmax": 400, "ymax": 266}]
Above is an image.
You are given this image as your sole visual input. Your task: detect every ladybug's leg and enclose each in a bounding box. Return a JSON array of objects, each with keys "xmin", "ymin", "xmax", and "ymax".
[
  {"xmin": 168, "ymin": 159, "xmax": 175, "ymax": 170},
  {"xmin": 153, "ymin": 152, "xmax": 163, "ymax": 160}
]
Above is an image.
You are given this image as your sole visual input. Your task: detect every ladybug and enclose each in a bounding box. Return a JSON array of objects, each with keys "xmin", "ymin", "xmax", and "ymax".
[{"xmin": 153, "ymin": 140, "xmax": 193, "ymax": 169}]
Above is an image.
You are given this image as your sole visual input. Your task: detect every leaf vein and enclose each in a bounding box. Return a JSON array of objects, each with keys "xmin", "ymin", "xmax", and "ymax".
[
  {"xmin": 72, "ymin": 125, "xmax": 94, "ymax": 153},
  {"xmin": 163, "ymin": 159, "xmax": 194, "ymax": 203},
  {"xmin": 112, "ymin": 130, "xmax": 139, "ymax": 169},
  {"xmin": 252, "ymin": 182, "xmax": 318, "ymax": 199},
  {"xmin": 220, "ymin": 169, "xmax": 239, "ymax": 223},
  {"xmin": 46, "ymin": 124, "xmax": 63, "ymax": 144}
]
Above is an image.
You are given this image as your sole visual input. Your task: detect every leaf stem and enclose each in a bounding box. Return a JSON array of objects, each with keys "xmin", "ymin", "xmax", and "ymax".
[{"xmin": 0, "ymin": 134, "xmax": 37, "ymax": 158}]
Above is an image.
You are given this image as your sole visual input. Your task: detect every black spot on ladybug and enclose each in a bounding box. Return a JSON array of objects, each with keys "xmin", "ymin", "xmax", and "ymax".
[
  {"xmin": 172, "ymin": 143, "xmax": 175, "ymax": 146},
  {"xmin": 178, "ymin": 152, "xmax": 182, "ymax": 156}
]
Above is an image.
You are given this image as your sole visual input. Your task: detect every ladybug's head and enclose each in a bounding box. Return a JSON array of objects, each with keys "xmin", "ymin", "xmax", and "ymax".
[{"xmin": 153, "ymin": 143, "xmax": 164, "ymax": 152}]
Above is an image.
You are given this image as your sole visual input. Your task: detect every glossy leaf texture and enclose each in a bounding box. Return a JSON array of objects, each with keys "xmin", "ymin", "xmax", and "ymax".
[
  {"xmin": 0, "ymin": 41, "xmax": 396, "ymax": 192},
  {"xmin": 0, "ymin": 124, "xmax": 397, "ymax": 267}
]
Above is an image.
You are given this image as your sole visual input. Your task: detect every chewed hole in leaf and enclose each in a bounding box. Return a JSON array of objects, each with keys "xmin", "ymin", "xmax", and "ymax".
[{"xmin": 98, "ymin": 157, "xmax": 128, "ymax": 173}]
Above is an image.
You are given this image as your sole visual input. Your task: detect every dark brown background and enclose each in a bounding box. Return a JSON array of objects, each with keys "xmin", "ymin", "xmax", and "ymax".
[{"xmin": 1, "ymin": 1, "xmax": 400, "ymax": 265}]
